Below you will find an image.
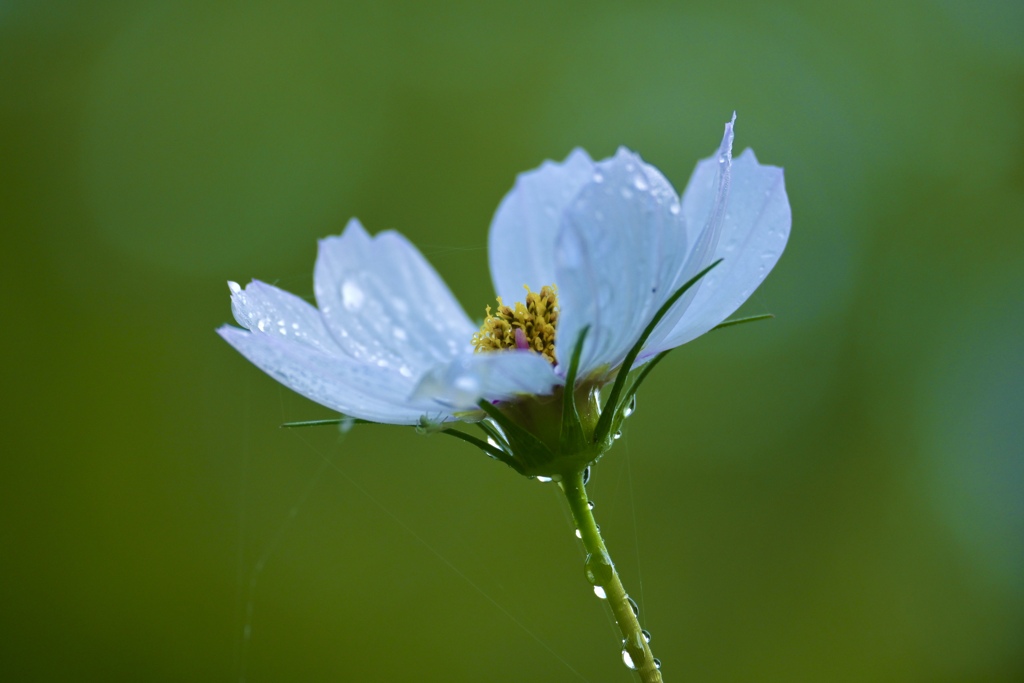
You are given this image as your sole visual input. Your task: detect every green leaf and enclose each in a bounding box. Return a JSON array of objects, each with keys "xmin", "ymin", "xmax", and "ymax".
[{"xmin": 594, "ymin": 259, "xmax": 721, "ymax": 443}]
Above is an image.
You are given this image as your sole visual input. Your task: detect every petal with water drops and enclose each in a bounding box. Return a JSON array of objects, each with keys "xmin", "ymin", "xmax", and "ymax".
[
  {"xmin": 651, "ymin": 147, "xmax": 790, "ymax": 352},
  {"xmin": 227, "ymin": 279, "xmax": 343, "ymax": 354},
  {"xmin": 554, "ymin": 148, "xmax": 688, "ymax": 379},
  {"xmin": 315, "ymin": 219, "xmax": 476, "ymax": 375},
  {"xmin": 217, "ymin": 324, "xmax": 438, "ymax": 424}
]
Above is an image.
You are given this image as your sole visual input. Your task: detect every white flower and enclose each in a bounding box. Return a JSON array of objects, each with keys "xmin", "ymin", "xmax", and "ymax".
[{"xmin": 218, "ymin": 115, "xmax": 790, "ymax": 439}]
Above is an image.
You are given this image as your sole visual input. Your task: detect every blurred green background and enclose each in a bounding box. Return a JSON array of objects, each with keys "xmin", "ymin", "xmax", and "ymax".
[{"xmin": 2, "ymin": 0, "xmax": 1022, "ymax": 680}]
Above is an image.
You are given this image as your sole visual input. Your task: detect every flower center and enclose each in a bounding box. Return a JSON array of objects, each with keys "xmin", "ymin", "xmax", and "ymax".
[{"xmin": 472, "ymin": 285, "xmax": 559, "ymax": 364}]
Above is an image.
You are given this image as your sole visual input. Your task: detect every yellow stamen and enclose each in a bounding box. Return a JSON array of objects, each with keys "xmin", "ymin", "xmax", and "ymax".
[{"xmin": 472, "ymin": 285, "xmax": 559, "ymax": 364}]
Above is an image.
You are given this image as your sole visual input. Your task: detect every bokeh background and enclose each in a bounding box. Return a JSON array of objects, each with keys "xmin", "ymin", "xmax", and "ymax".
[{"xmin": 2, "ymin": 0, "xmax": 1022, "ymax": 681}]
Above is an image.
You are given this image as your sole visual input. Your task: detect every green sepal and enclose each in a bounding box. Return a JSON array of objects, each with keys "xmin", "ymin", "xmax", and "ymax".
[
  {"xmin": 559, "ymin": 326, "xmax": 590, "ymax": 454},
  {"xmin": 594, "ymin": 259, "xmax": 722, "ymax": 443},
  {"xmin": 279, "ymin": 416, "xmax": 372, "ymax": 429},
  {"xmin": 436, "ymin": 428, "xmax": 524, "ymax": 474},
  {"xmin": 712, "ymin": 313, "xmax": 774, "ymax": 331},
  {"xmin": 477, "ymin": 399, "xmax": 556, "ymax": 473},
  {"xmin": 608, "ymin": 350, "xmax": 669, "ymax": 437}
]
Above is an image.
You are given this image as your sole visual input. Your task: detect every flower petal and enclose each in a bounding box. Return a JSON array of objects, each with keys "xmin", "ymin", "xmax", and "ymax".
[
  {"xmin": 412, "ymin": 351, "xmax": 560, "ymax": 411},
  {"xmin": 227, "ymin": 279, "xmax": 342, "ymax": 354},
  {"xmin": 554, "ymin": 148, "xmax": 688, "ymax": 379},
  {"xmin": 650, "ymin": 147, "xmax": 791, "ymax": 352},
  {"xmin": 314, "ymin": 219, "xmax": 476, "ymax": 377},
  {"xmin": 218, "ymin": 324, "xmax": 437, "ymax": 424},
  {"xmin": 489, "ymin": 149, "xmax": 595, "ymax": 304}
]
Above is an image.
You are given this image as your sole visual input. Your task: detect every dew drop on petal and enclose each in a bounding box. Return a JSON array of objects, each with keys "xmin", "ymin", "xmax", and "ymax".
[
  {"xmin": 399, "ymin": 365, "xmax": 413, "ymax": 379},
  {"xmin": 393, "ymin": 327, "xmax": 408, "ymax": 341},
  {"xmin": 633, "ymin": 175, "xmax": 649, "ymax": 191},
  {"xmin": 227, "ymin": 281, "xmax": 241, "ymax": 294},
  {"xmin": 341, "ymin": 279, "xmax": 365, "ymax": 311},
  {"xmin": 593, "ymin": 172, "xmax": 604, "ymax": 183}
]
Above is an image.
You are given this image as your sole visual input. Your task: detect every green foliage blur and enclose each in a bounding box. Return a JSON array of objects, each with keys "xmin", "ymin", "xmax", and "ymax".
[{"xmin": 2, "ymin": 1, "xmax": 1021, "ymax": 680}]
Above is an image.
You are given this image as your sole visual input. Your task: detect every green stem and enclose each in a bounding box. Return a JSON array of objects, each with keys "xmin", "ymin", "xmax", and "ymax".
[{"xmin": 560, "ymin": 470, "xmax": 663, "ymax": 682}]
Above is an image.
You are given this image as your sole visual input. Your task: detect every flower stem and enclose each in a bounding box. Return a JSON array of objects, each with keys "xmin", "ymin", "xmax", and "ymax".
[{"xmin": 560, "ymin": 470, "xmax": 663, "ymax": 682}]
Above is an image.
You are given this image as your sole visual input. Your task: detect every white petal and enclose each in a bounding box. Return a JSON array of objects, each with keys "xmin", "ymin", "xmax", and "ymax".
[
  {"xmin": 314, "ymin": 219, "xmax": 476, "ymax": 376},
  {"xmin": 412, "ymin": 351, "xmax": 560, "ymax": 411},
  {"xmin": 554, "ymin": 148, "xmax": 688, "ymax": 379},
  {"xmin": 227, "ymin": 279, "xmax": 341, "ymax": 354},
  {"xmin": 217, "ymin": 325, "xmax": 439, "ymax": 425},
  {"xmin": 651, "ymin": 147, "xmax": 791, "ymax": 352},
  {"xmin": 644, "ymin": 115, "xmax": 736, "ymax": 351},
  {"xmin": 489, "ymin": 149, "xmax": 595, "ymax": 303}
]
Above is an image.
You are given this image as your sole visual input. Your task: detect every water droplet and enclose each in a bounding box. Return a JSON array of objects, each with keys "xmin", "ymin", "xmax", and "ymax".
[
  {"xmin": 627, "ymin": 596, "xmax": 639, "ymax": 617},
  {"xmin": 621, "ymin": 649, "xmax": 637, "ymax": 670},
  {"xmin": 341, "ymin": 280, "xmax": 365, "ymax": 311},
  {"xmin": 623, "ymin": 395, "xmax": 636, "ymax": 418},
  {"xmin": 227, "ymin": 281, "xmax": 241, "ymax": 294},
  {"xmin": 582, "ymin": 466, "xmax": 591, "ymax": 485},
  {"xmin": 641, "ymin": 629, "xmax": 651, "ymax": 643},
  {"xmin": 584, "ymin": 552, "xmax": 612, "ymax": 585},
  {"xmin": 593, "ymin": 586, "xmax": 607, "ymax": 599},
  {"xmin": 669, "ymin": 203, "xmax": 681, "ymax": 215},
  {"xmin": 575, "ymin": 529, "xmax": 582, "ymax": 539},
  {"xmin": 587, "ymin": 500, "xmax": 595, "ymax": 510},
  {"xmin": 256, "ymin": 318, "xmax": 268, "ymax": 332},
  {"xmin": 399, "ymin": 365, "xmax": 413, "ymax": 378},
  {"xmin": 593, "ymin": 172, "xmax": 604, "ymax": 183},
  {"xmin": 633, "ymin": 175, "xmax": 649, "ymax": 191},
  {"xmin": 613, "ymin": 430, "xmax": 622, "ymax": 440},
  {"xmin": 536, "ymin": 475, "xmax": 553, "ymax": 483},
  {"xmin": 653, "ymin": 658, "xmax": 662, "ymax": 670},
  {"xmin": 393, "ymin": 327, "xmax": 408, "ymax": 341}
]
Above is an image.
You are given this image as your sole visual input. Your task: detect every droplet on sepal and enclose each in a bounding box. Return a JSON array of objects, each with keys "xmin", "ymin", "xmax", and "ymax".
[
  {"xmin": 535, "ymin": 475, "xmax": 553, "ymax": 483},
  {"xmin": 623, "ymin": 395, "xmax": 636, "ymax": 418},
  {"xmin": 613, "ymin": 430, "xmax": 622, "ymax": 440}
]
